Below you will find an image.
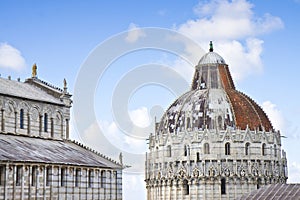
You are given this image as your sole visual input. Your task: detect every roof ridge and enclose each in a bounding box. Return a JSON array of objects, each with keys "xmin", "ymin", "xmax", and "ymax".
[
  {"xmin": 0, "ymin": 131, "xmax": 64, "ymax": 141},
  {"xmin": 68, "ymin": 139, "xmax": 123, "ymax": 168},
  {"xmin": 33, "ymin": 78, "xmax": 63, "ymax": 92}
]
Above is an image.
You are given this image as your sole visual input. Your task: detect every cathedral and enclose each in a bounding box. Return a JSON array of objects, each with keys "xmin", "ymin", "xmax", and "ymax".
[
  {"xmin": 0, "ymin": 65, "xmax": 123, "ymax": 200},
  {"xmin": 145, "ymin": 42, "xmax": 288, "ymax": 199}
]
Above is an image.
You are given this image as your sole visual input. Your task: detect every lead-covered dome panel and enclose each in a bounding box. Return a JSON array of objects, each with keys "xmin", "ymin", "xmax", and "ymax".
[
  {"xmin": 198, "ymin": 52, "xmax": 226, "ymax": 65},
  {"xmin": 157, "ymin": 88, "xmax": 236, "ymax": 134}
]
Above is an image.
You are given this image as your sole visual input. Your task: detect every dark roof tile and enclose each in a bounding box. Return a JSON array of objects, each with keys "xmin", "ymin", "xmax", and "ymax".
[
  {"xmin": 0, "ymin": 77, "xmax": 63, "ymax": 105},
  {"xmin": 0, "ymin": 133, "xmax": 122, "ymax": 169},
  {"xmin": 238, "ymin": 184, "xmax": 300, "ymax": 200}
]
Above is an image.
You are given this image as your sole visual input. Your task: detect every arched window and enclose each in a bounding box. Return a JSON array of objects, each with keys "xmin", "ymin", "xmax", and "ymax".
[
  {"xmin": 166, "ymin": 145, "xmax": 171, "ymax": 157},
  {"xmin": 31, "ymin": 166, "xmax": 37, "ymax": 186},
  {"xmin": 196, "ymin": 152, "xmax": 200, "ymax": 162},
  {"xmin": 20, "ymin": 109, "xmax": 24, "ymax": 129},
  {"xmin": 75, "ymin": 168, "xmax": 80, "ymax": 187},
  {"xmin": 101, "ymin": 171, "xmax": 106, "ymax": 188},
  {"xmin": 44, "ymin": 113, "xmax": 48, "ymax": 132},
  {"xmin": 16, "ymin": 166, "xmax": 22, "ymax": 186},
  {"xmin": 107, "ymin": 171, "xmax": 112, "ymax": 186},
  {"xmin": 200, "ymin": 75, "xmax": 206, "ymax": 89},
  {"xmin": 88, "ymin": 170, "xmax": 93, "ymax": 188},
  {"xmin": 274, "ymin": 144, "xmax": 277, "ymax": 157},
  {"xmin": 225, "ymin": 142, "xmax": 230, "ymax": 155},
  {"xmin": 0, "ymin": 165, "xmax": 6, "ymax": 185},
  {"xmin": 50, "ymin": 118, "xmax": 54, "ymax": 137},
  {"xmin": 183, "ymin": 179, "xmax": 189, "ymax": 195},
  {"xmin": 221, "ymin": 178, "xmax": 226, "ymax": 194},
  {"xmin": 184, "ymin": 145, "xmax": 190, "ymax": 156},
  {"xmin": 14, "ymin": 112, "xmax": 17, "ymax": 131},
  {"xmin": 262, "ymin": 143, "xmax": 266, "ymax": 156},
  {"xmin": 60, "ymin": 168, "xmax": 66, "ymax": 186},
  {"xmin": 245, "ymin": 142, "xmax": 250, "ymax": 155},
  {"xmin": 257, "ymin": 178, "xmax": 261, "ymax": 189},
  {"xmin": 186, "ymin": 117, "xmax": 190, "ymax": 129},
  {"xmin": 1, "ymin": 109, "xmax": 4, "ymax": 132},
  {"xmin": 211, "ymin": 68, "xmax": 218, "ymax": 88},
  {"xmin": 270, "ymin": 146, "xmax": 273, "ymax": 157},
  {"xmin": 39, "ymin": 115, "xmax": 42, "ymax": 133},
  {"xmin": 204, "ymin": 143, "xmax": 210, "ymax": 154},
  {"xmin": 27, "ymin": 112, "xmax": 30, "ymax": 134},
  {"xmin": 46, "ymin": 166, "xmax": 51, "ymax": 186},
  {"xmin": 218, "ymin": 116, "xmax": 223, "ymax": 129},
  {"xmin": 66, "ymin": 119, "xmax": 69, "ymax": 138}
]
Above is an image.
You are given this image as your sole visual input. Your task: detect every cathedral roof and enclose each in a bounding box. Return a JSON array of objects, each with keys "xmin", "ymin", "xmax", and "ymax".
[
  {"xmin": 0, "ymin": 77, "xmax": 64, "ymax": 105},
  {"xmin": 0, "ymin": 133, "xmax": 122, "ymax": 169},
  {"xmin": 157, "ymin": 42, "xmax": 273, "ymax": 134},
  {"xmin": 238, "ymin": 184, "xmax": 300, "ymax": 199}
]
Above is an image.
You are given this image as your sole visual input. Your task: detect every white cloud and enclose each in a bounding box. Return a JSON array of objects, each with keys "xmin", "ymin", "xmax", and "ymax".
[
  {"xmin": 0, "ymin": 43, "xmax": 26, "ymax": 71},
  {"xmin": 183, "ymin": 0, "xmax": 283, "ymax": 41},
  {"xmin": 216, "ymin": 38, "xmax": 264, "ymax": 81},
  {"xmin": 123, "ymin": 173, "xmax": 146, "ymax": 200},
  {"xmin": 257, "ymin": 13, "xmax": 284, "ymax": 34},
  {"xmin": 129, "ymin": 107, "xmax": 151, "ymax": 128},
  {"xmin": 81, "ymin": 120, "xmax": 147, "ymax": 156},
  {"xmin": 81, "ymin": 121, "xmax": 120, "ymax": 158},
  {"xmin": 155, "ymin": 54, "xmax": 194, "ymax": 83},
  {"xmin": 175, "ymin": 0, "xmax": 284, "ymax": 82},
  {"xmin": 125, "ymin": 23, "xmax": 146, "ymax": 43},
  {"xmin": 76, "ymin": 107, "xmax": 152, "ymax": 167},
  {"xmin": 288, "ymin": 162, "xmax": 300, "ymax": 183},
  {"xmin": 81, "ymin": 120, "xmax": 147, "ymax": 176},
  {"xmin": 154, "ymin": 35, "xmax": 204, "ymax": 82},
  {"xmin": 172, "ymin": 58, "xmax": 194, "ymax": 82},
  {"xmin": 262, "ymin": 101, "xmax": 285, "ymax": 132}
]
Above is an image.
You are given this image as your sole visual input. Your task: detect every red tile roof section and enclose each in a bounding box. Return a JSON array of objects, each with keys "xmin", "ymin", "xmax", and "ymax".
[{"xmin": 218, "ymin": 65, "xmax": 273, "ymax": 131}]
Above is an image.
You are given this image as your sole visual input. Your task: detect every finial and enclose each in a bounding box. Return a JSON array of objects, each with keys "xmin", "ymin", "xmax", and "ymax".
[
  {"xmin": 119, "ymin": 152, "xmax": 123, "ymax": 165},
  {"xmin": 32, "ymin": 63, "xmax": 37, "ymax": 78},
  {"xmin": 63, "ymin": 78, "xmax": 67, "ymax": 92},
  {"xmin": 209, "ymin": 41, "xmax": 213, "ymax": 52}
]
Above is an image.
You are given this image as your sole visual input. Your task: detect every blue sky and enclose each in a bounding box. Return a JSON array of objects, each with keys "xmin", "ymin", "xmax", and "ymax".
[{"xmin": 1, "ymin": 1, "xmax": 300, "ymax": 199}]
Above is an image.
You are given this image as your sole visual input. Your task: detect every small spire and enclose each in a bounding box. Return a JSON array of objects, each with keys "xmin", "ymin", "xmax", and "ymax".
[
  {"xmin": 63, "ymin": 78, "xmax": 67, "ymax": 93},
  {"xmin": 119, "ymin": 152, "xmax": 123, "ymax": 165},
  {"xmin": 32, "ymin": 63, "xmax": 37, "ymax": 78},
  {"xmin": 209, "ymin": 41, "xmax": 213, "ymax": 52}
]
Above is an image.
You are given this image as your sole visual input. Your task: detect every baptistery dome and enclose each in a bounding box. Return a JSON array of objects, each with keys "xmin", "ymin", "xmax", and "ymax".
[
  {"xmin": 157, "ymin": 42, "xmax": 273, "ymax": 135},
  {"xmin": 146, "ymin": 42, "xmax": 287, "ymax": 200}
]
